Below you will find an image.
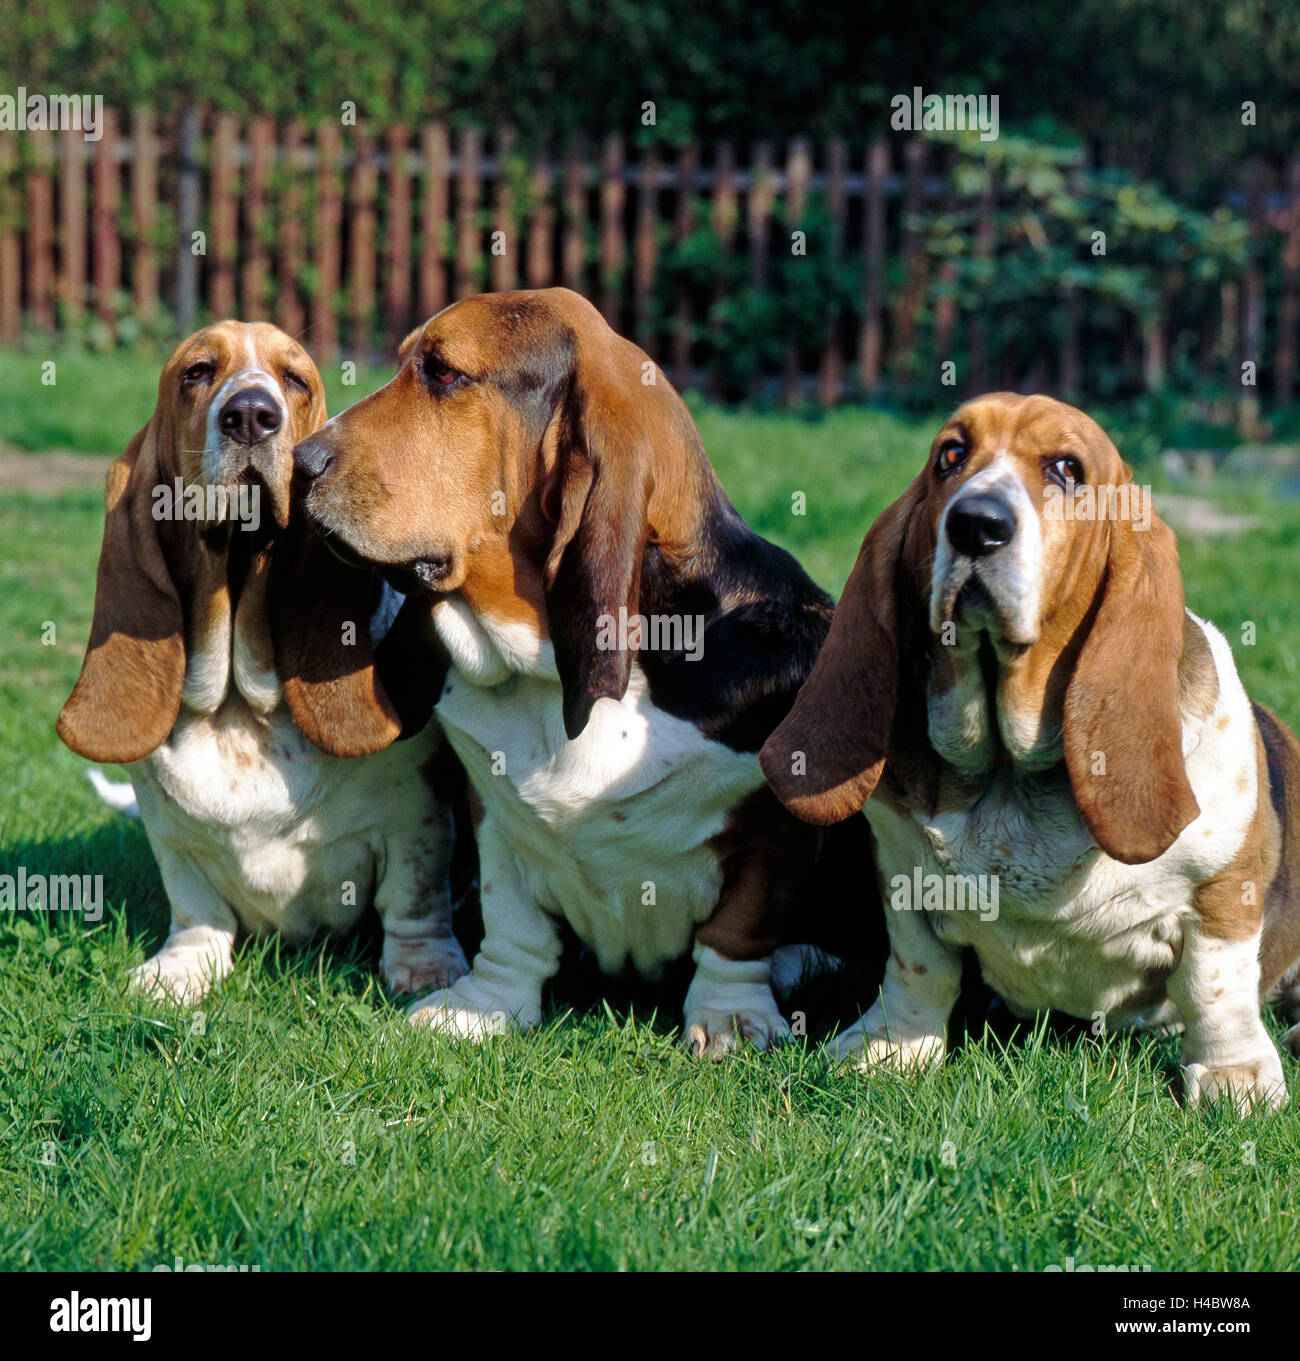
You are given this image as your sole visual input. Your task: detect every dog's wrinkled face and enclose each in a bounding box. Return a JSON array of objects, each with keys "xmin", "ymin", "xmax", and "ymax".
[
  {"xmin": 167, "ymin": 320, "xmax": 326, "ymax": 531},
  {"xmin": 925, "ymin": 392, "xmax": 1128, "ymax": 649},
  {"xmin": 293, "ymin": 291, "xmax": 574, "ymax": 593}
]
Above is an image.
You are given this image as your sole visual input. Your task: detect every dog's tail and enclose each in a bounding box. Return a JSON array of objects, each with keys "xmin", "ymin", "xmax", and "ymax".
[{"xmin": 86, "ymin": 769, "xmax": 140, "ymax": 820}]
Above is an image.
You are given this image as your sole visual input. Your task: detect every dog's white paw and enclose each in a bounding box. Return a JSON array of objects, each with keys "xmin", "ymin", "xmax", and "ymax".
[
  {"xmin": 128, "ymin": 953, "xmax": 218, "ymax": 1007},
  {"xmin": 405, "ymin": 976, "xmax": 536, "ymax": 1039},
  {"xmin": 682, "ymin": 946, "xmax": 788, "ymax": 1059},
  {"xmin": 1183, "ymin": 1051, "xmax": 1288, "ymax": 1114},
  {"xmin": 381, "ymin": 936, "xmax": 469, "ymax": 996},
  {"xmin": 830, "ymin": 1017, "xmax": 946, "ymax": 1072},
  {"xmin": 685, "ymin": 1005, "xmax": 791, "ymax": 1059}
]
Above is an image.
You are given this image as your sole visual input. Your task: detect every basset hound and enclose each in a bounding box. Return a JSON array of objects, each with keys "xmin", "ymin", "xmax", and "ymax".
[
  {"xmin": 290, "ymin": 287, "xmax": 882, "ymax": 1053},
  {"xmin": 57, "ymin": 321, "xmax": 469, "ymax": 1004},
  {"xmin": 762, "ymin": 392, "xmax": 1300, "ymax": 1110}
]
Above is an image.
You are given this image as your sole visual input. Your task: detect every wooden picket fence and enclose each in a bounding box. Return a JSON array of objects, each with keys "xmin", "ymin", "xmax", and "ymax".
[{"xmin": 1, "ymin": 107, "xmax": 1299, "ymax": 409}]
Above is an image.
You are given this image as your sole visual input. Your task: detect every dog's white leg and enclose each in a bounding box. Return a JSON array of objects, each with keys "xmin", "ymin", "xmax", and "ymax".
[
  {"xmin": 831, "ymin": 905, "xmax": 961, "ymax": 1071},
  {"xmin": 375, "ymin": 798, "xmax": 468, "ymax": 995},
  {"xmin": 129, "ymin": 843, "xmax": 237, "ymax": 1006},
  {"xmin": 1170, "ymin": 919, "xmax": 1287, "ymax": 1112},
  {"xmin": 407, "ymin": 813, "xmax": 560, "ymax": 1039},
  {"xmin": 683, "ymin": 945, "xmax": 790, "ymax": 1057}
]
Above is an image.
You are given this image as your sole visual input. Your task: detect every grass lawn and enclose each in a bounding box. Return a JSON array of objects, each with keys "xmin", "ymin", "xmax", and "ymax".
[{"xmin": 2, "ymin": 347, "xmax": 1299, "ymax": 1271}]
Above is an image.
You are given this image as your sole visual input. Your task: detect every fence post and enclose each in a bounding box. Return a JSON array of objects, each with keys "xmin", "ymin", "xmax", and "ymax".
[
  {"xmin": 709, "ymin": 141, "xmax": 737, "ymax": 398},
  {"xmin": 634, "ymin": 147, "xmax": 658, "ymax": 350},
  {"xmin": 27, "ymin": 131, "xmax": 56, "ymax": 331},
  {"xmin": 492, "ymin": 126, "xmax": 518, "ymax": 293},
  {"xmin": 859, "ymin": 139, "xmax": 888, "ymax": 396},
  {"xmin": 562, "ymin": 138, "xmax": 587, "ymax": 292},
  {"xmin": 419, "ymin": 122, "xmax": 449, "ymax": 322},
  {"xmin": 783, "ymin": 137, "xmax": 811, "ymax": 404},
  {"xmin": 0, "ymin": 135, "xmax": 18, "ymax": 342},
  {"xmin": 599, "ymin": 133, "xmax": 625, "ymax": 327},
  {"xmin": 243, "ymin": 115, "xmax": 273, "ymax": 321},
  {"xmin": 525, "ymin": 148, "xmax": 554, "ymax": 290},
  {"xmin": 313, "ymin": 121, "xmax": 343, "ymax": 361},
  {"xmin": 175, "ymin": 103, "xmax": 200, "ymax": 334},
  {"xmin": 672, "ymin": 142, "xmax": 697, "ymax": 390},
  {"xmin": 277, "ymin": 118, "xmax": 305, "ymax": 339},
  {"xmin": 455, "ymin": 126, "xmax": 481, "ymax": 300},
  {"xmin": 818, "ymin": 137, "xmax": 847, "ymax": 405},
  {"xmin": 1276, "ymin": 156, "xmax": 1300, "ymax": 404},
  {"xmin": 385, "ymin": 125, "xmax": 412, "ymax": 340},
  {"xmin": 1239, "ymin": 159, "xmax": 1266, "ymax": 435},
  {"xmin": 210, "ymin": 111, "xmax": 238, "ymax": 320},
  {"xmin": 893, "ymin": 137, "xmax": 926, "ymax": 392},
  {"xmin": 61, "ymin": 122, "xmax": 88, "ymax": 326},
  {"xmin": 130, "ymin": 110, "xmax": 158, "ymax": 324},
  {"xmin": 349, "ymin": 127, "xmax": 377, "ymax": 352},
  {"xmin": 92, "ymin": 107, "xmax": 120, "ymax": 329},
  {"xmin": 973, "ymin": 172, "xmax": 996, "ymax": 395}
]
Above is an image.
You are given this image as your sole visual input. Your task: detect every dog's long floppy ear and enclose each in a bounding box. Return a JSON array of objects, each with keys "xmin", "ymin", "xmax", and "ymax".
[
  {"xmin": 57, "ymin": 422, "xmax": 186, "ymax": 763},
  {"xmin": 543, "ymin": 358, "xmax": 658, "ymax": 741},
  {"xmin": 272, "ymin": 518, "xmax": 402, "ymax": 758},
  {"xmin": 760, "ymin": 472, "xmax": 930, "ymax": 825},
  {"xmin": 1064, "ymin": 509, "xmax": 1199, "ymax": 864}
]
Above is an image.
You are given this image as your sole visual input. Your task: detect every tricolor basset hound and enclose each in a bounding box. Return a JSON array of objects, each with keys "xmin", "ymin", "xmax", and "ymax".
[
  {"xmin": 762, "ymin": 392, "xmax": 1300, "ymax": 1110},
  {"xmin": 57, "ymin": 321, "xmax": 469, "ymax": 1004},
  {"xmin": 290, "ymin": 287, "xmax": 882, "ymax": 1054}
]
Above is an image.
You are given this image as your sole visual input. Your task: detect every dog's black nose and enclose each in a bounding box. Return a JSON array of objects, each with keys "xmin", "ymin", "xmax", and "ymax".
[
  {"xmin": 293, "ymin": 438, "xmax": 335, "ymax": 481},
  {"xmin": 947, "ymin": 494, "xmax": 1015, "ymax": 558},
  {"xmin": 219, "ymin": 388, "xmax": 282, "ymax": 446}
]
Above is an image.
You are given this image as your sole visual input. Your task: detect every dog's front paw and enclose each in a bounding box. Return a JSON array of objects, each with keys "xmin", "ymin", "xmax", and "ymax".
[
  {"xmin": 406, "ymin": 976, "xmax": 537, "ymax": 1040},
  {"xmin": 382, "ymin": 936, "xmax": 469, "ymax": 996},
  {"xmin": 128, "ymin": 953, "xmax": 216, "ymax": 1007},
  {"xmin": 685, "ymin": 1005, "xmax": 791, "ymax": 1059},
  {"xmin": 682, "ymin": 946, "xmax": 788, "ymax": 1059},
  {"xmin": 1183, "ymin": 1051, "xmax": 1288, "ymax": 1114},
  {"xmin": 830, "ymin": 1017, "xmax": 946, "ymax": 1072}
]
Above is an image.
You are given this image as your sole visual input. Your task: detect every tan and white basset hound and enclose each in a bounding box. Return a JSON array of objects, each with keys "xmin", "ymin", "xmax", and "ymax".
[
  {"xmin": 57, "ymin": 321, "xmax": 470, "ymax": 1004},
  {"xmin": 290, "ymin": 287, "xmax": 883, "ymax": 1053},
  {"xmin": 762, "ymin": 392, "xmax": 1300, "ymax": 1110}
]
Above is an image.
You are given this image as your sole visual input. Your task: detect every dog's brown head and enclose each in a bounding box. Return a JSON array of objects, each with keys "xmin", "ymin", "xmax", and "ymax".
[
  {"xmin": 760, "ymin": 393, "xmax": 1199, "ymax": 864},
  {"xmin": 294, "ymin": 287, "xmax": 713, "ymax": 739},
  {"xmin": 58, "ymin": 321, "xmax": 407, "ymax": 764}
]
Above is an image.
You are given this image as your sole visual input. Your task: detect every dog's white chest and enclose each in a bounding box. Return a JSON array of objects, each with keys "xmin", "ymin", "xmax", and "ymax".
[
  {"xmin": 872, "ymin": 769, "xmax": 1202, "ymax": 1026},
  {"xmin": 437, "ymin": 661, "xmax": 761, "ymax": 976},
  {"xmin": 130, "ymin": 700, "xmax": 439, "ymax": 941}
]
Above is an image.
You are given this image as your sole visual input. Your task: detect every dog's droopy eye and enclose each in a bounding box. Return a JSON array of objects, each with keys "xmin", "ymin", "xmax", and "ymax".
[
  {"xmin": 1045, "ymin": 454, "xmax": 1084, "ymax": 488},
  {"xmin": 182, "ymin": 361, "xmax": 216, "ymax": 388},
  {"xmin": 936, "ymin": 440, "xmax": 967, "ymax": 477},
  {"xmin": 423, "ymin": 353, "xmax": 460, "ymax": 389},
  {"xmin": 283, "ymin": 370, "xmax": 312, "ymax": 396}
]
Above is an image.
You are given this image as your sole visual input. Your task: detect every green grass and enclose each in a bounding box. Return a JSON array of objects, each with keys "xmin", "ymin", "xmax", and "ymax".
[{"xmin": 3, "ymin": 350, "xmax": 1300, "ymax": 1271}]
